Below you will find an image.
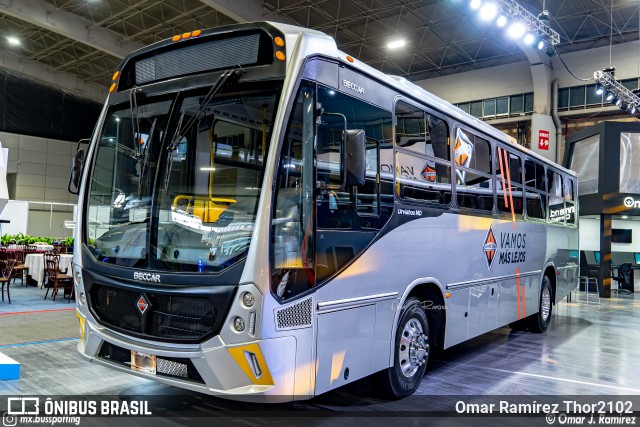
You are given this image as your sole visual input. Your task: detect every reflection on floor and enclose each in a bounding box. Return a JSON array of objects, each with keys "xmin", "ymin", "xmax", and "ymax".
[{"xmin": 0, "ymin": 289, "xmax": 639, "ymax": 415}]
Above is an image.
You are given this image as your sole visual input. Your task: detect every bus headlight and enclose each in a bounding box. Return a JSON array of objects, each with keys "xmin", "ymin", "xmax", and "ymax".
[
  {"xmin": 78, "ymin": 292, "xmax": 86, "ymax": 306},
  {"xmin": 74, "ymin": 271, "xmax": 82, "ymax": 285},
  {"xmin": 233, "ymin": 317, "xmax": 245, "ymax": 332},
  {"xmin": 242, "ymin": 292, "xmax": 255, "ymax": 308}
]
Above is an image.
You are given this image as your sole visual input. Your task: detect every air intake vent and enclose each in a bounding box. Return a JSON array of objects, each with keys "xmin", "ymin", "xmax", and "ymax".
[{"xmin": 274, "ymin": 297, "xmax": 313, "ymax": 331}]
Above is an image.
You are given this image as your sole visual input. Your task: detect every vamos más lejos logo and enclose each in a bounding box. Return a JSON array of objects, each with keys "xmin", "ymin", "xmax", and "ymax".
[{"xmin": 483, "ymin": 225, "xmax": 527, "ymax": 270}]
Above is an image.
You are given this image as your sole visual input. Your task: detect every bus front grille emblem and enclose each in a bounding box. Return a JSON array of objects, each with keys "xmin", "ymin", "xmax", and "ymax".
[
  {"xmin": 483, "ymin": 226, "xmax": 497, "ymax": 270},
  {"xmin": 137, "ymin": 294, "xmax": 149, "ymax": 315}
]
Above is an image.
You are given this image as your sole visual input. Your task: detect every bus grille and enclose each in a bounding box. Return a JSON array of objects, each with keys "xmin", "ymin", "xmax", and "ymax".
[
  {"xmin": 275, "ymin": 297, "xmax": 313, "ymax": 331},
  {"xmin": 97, "ymin": 342, "xmax": 204, "ymax": 384},
  {"xmin": 89, "ymin": 284, "xmax": 219, "ymax": 342}
]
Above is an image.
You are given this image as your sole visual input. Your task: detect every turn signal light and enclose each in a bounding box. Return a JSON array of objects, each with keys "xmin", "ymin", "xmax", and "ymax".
[{"xmin": 275, "ymin": 51, "xmax": 285, "ymax": 61}]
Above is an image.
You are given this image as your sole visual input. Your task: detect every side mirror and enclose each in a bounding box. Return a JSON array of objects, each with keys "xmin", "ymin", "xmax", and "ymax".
[
  {"xmin": 68, "ymin": 148, "xmax": 85, "ymax": 195},
  {"xmin": 344, "ymin": 129, "xmax": 366, "ymax": 187}
]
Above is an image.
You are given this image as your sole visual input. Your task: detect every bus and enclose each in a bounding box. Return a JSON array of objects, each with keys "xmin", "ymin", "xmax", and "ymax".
[{"xmin": 70, "ymin": 22, "xmax": 579, "ymax": 402}]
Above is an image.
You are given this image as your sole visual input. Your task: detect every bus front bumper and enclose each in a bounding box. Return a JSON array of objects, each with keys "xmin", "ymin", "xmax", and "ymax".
[{"xmin": 77, "ymin": 312, "xmax": 298, "ymax": 402}]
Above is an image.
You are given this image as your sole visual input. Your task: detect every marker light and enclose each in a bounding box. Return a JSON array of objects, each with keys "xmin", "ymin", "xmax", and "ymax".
[
  {"xmin": 275, "ymin": 51, "xmax": 285, "ymax": 61},
  {"xmin": 274, "ymin": 36, "xmax": 285, "ymax": 47},
  {"xmin": 112, "ymin": 71, "xmax": 120, "ymax": 81}
]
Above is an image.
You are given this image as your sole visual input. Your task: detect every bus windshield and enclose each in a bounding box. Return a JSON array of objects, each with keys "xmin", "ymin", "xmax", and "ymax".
[{"xmin": 85, "ymin": 80, "xmax": 282, "ymax": 273}]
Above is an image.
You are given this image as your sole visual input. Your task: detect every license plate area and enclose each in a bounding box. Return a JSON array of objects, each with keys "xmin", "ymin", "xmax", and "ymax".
[{"xmin": 131, "ymin": 351, "xmax": 156, "ymax": 375}]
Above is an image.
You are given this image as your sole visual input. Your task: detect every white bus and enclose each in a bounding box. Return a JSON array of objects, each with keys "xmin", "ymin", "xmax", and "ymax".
[{"xmin": 71, "ymin": 22, "xmax": 579, "ymax": 402}]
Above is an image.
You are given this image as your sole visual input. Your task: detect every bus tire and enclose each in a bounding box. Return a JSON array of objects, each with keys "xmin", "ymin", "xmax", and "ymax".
[
  {"xmin": 526, "ymin": 275, "xmax": 553, "ymax": 333},
  {"xmin": 378, "ymin": 297, "xmax": 429, "ymax": 399}
]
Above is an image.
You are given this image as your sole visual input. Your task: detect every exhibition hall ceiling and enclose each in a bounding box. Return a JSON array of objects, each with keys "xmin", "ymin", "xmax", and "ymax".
[{"xmin": 0, "ymin": 0, "xmax": 638, "ymax": 89}]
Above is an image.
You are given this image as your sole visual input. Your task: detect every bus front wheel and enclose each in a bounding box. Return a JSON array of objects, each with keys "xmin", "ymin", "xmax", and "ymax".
[{"xmin": 378, "ymin": 297, "xmax": 429, "ymax": 399}]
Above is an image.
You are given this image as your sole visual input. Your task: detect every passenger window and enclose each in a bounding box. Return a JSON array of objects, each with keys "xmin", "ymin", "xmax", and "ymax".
[
  {"xmin": 395, "ymin": 101, "xmax": 449, "ymax": 161},
  {"xmin": 396, "ymin": 152, "xmax": 452, "ymax": 205},
  {"xmin": 564, "ymin": 177, "xmax": 577, "ymax": 225},
  {"xmin": 496, "ymin": 147, "xmax": 523, "ymax": 215},
  {"xmin": 524, "ymin": 159, "xmax": 547, "ymax": 220},
  {"xmin": 548, "ymin": 172, "xmax": 565, "ymax": 223},
  {"xmin": 455, "ymin": 129, "xmax": 491, "ymax": 174},
  {"xmin": 455, "ymin": 129, "xmax": 493, "ymax": 212}
]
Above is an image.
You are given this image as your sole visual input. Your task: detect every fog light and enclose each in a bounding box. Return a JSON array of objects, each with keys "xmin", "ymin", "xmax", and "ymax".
[
  {"xmin": 242, "ymin": 292, "xmax": 255, "ymax": 307},
  {"xmin": 74, "ymin": 271, "xmax": 82, "ymax": 285},
  {"xmin": 78, "ymin": 292, "xmax": 86, "ymax": 306},
  {"xmin": 233, "ymin": 317, "xmax": 245, "ymax": 332}
]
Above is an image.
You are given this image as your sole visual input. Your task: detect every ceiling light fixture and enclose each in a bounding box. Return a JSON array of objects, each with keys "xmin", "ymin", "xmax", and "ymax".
[
  {"xmin": 7, "ymin": 36, "xmax": 20, "ymax": 46},
  {"xmin": 469, "ymin": 1, "xmax": 560, "ymax": 56},
  {"xmin": 387, "ymin": 39, "xmax": 406, "ymax": 49},
  {"xmin": 479, "ymin": 3, "xmax": 498, "ymax": 21},
  {"xmin": 507, "ymin": 22, "xmax": 526, "ymax": 39}
]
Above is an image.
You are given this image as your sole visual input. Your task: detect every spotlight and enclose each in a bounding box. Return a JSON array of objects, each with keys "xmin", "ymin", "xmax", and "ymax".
[
  {"xmin": 595, "ymin": 84, "xmax": 604, "ymax": 95},
  {"xmin": 606, "ymin": 92, "xmax": 615, "ymax": 102},
  {"xmin": 496, "ymin": 15, "xmax": 508, "ymax": 27},
  {"xmin": 629, "ymin": 105, "xmax": 637, "ymax": 115},
  {"xmin": 507, "ymin": 22, "xmax": 526, "ymax": 39},
  {"xmin": 470, "ymin": 0, "xmax": 482, "ymax": 10},
  {"xmin": 544, "ymin": 44, "xmax": 555, "ymax": 57},
  {"xmin": 537, "ymin": 38, "xmax": 548, "ymax": 50},
  {"xmin": 616, "ymin": 98, "xmax": 623, "ymax": 107},
  {"xmin": 479, "ymin": 2, "xmax": 498, "ymax": 21},
  {"xmin": 523, "ymin": 33, "xmax": 535, "ymax": 45}
]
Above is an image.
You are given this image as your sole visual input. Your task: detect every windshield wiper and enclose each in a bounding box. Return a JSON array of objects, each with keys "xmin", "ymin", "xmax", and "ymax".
[
  {"xmin": 129, "ymin": 88, "xmax": 143, "ymax": 157},
  {"xmin": 163, "ymin": 66, "xmax": 243, "ymax": 190},
  {"xmin": 137, "ymin": 117, "xmax": 157, "ymax": 197}
]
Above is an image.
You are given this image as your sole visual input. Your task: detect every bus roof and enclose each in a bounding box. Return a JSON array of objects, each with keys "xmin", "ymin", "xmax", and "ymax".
[{"xmin": 267, "ymin": 21, "xmax": 576, "ymax": 177}]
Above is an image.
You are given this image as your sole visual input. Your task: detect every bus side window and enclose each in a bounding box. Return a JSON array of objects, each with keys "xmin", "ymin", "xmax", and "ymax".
[
  {"xmin": 395, "ymin": 100, "xmax": 452, "ymax": 207},
  {"xmin": 548, "ymin": 172, "xmax": 564, "ymax": 224},
  {"xmin": 524, "ymin": 159, "xmax": 547, "ymax": 220},
  {"xmin": 455, "ymin": 129, "xmax": 493, "ymax": 212},
  {"xmin": 564, "ymin": 177, "xmax": 576, "ymax": 224},
  {"xmin": 496, "ymin": 147, "xmax": 523, "ymax": 215}
]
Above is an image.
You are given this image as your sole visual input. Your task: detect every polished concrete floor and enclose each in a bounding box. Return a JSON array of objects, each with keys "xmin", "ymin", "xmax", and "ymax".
[{"xmin": 1, "ymin": 287, "xmax": 639, "ymax": 426}]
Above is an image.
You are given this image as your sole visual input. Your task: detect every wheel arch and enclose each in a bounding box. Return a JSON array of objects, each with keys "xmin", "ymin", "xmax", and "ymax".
[
  {"xmin": 543, "ymin": 263, "xmax": 557, "ymax": 304},
  {"xmin": 389, "ymin": 278, "xmax": 446, "ymax": 366}
]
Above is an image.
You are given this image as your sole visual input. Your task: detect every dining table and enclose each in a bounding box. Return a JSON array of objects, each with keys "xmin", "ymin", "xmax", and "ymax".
[{"xmin": 23, "ymin": 253, "xmax": 74, "ymax": 288}]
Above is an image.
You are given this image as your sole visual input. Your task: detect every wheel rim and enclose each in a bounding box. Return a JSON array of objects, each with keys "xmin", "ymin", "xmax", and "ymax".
[
  {"xmin": 541, "ymin": 286, "xmax": 552, "ymax": 321},
  {"xmin": 398, "ymin": 317, "xmax": 429, "ymax": 378}
]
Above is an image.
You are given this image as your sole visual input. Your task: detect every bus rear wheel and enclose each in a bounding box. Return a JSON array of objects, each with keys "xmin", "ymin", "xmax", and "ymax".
[
  {"xmin": 509, "ymin": 275, "xmax": 553, "ymax": 333},
  {"xmin": 378, "ymin": 297, "xmax": 429, "ymax": 399}
]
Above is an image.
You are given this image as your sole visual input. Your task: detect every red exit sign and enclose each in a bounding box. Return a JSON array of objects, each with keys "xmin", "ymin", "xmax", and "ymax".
[{"xmin": 538, "ymin": 130, "xmax": 550, "ymax": 150}]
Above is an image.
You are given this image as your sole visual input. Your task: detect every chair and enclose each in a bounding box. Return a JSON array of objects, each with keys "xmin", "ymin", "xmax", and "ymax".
[
  {"xmin": 0, "ymin": 259, "xmax": 16, "ymax": 303},
  {"xmin": 11, "ymin": 248, "xmax": 30, "ymax": 286},
  {"xmin": 612, "ymin": 263, "xmax": 634, "ymax": 295},
  {"xmin": 579, "ymin": 250, "xmax": 599, "ymax": 292},
  {"xmin": 44, "ymin": 255, "xmax": 74, "ymax": 302}
]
